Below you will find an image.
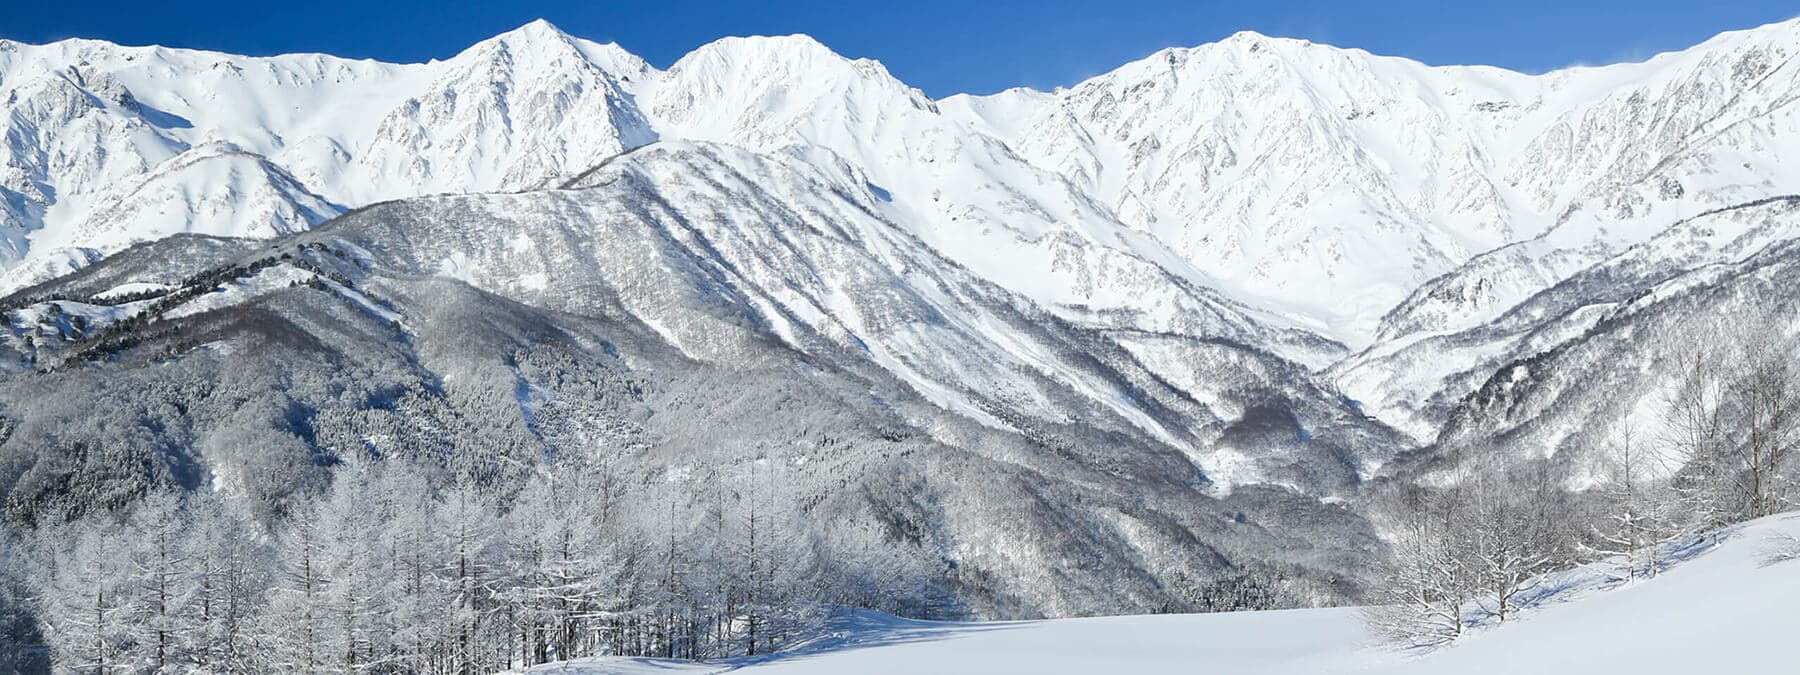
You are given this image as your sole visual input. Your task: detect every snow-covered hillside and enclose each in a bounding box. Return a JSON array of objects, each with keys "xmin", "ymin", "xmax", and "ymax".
[
  {"xmin": 524, "ymin": 512, "xmax": 1800, "ymax": 674},
  {"xmin": 5, "ymin": 17, "xmax": 1800, "ymax": 672},
  {"xmin": 6, "ymin": 18, "xmax": 1800, "ymax": 450},
  {"xmin": 5, "ymin": 18, "xmax": 1797, "ymax": 340},
  {"xmin": 0, "ymin": 140, "xmax": 1399, "ymax": 618}
]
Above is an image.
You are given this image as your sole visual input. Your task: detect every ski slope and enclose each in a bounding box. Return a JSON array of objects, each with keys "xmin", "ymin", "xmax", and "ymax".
[{"xmin": 522, "ymin": 513, "xmax": 1800, "ymax": 674}]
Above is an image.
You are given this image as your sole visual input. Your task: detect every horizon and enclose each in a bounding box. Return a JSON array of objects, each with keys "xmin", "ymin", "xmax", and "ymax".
[{"xmin": 7, "ymin": 1, "xmax": 1798, "ymax": 97}]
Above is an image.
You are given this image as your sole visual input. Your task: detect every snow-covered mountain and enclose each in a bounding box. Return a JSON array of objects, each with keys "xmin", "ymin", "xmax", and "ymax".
[
  {"xmin": 950, "ymin": 20, "xmax": 1800, "ymax": 345},
  {"xmin": 0, "ymin": 21, "xmax": 652, "ymax": 285},
  {"xmin": 5, "ymin": 17, "xmax": 1797, "ymax": 354},
  {"xmin": 3, "ymin": 16, "xmax": 1800, "ymax": 621},
  {"xmin": 0, "ymin": 139, "xmax": 1401, "ymax": 618}
]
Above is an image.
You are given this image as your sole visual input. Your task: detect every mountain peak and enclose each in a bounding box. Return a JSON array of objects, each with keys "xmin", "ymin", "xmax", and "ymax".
[
  {"xmin": 447, "ymin": 18, "xmax": 594, "ymax": 72},
  {"xmin": 463, "ymin": 18, "xmax": 582, "ymax": 56},
  {"xmin": 501, "ymin": 18, "xmax": 568, "ymax": 40},
  {"xmin": 1211, "ymin": 29, "xmax": 1322, "ymax": 54},
  {"xmin": 687, "ymin": 34, "xmax": 843, "ymax": 63},
  {"xmin": 672, "ymin": 33, "xmax": 924, "ymax": 91},
  {"xmin": 453, "ymin": 18, "xmax": 652, "ymax": 79}
]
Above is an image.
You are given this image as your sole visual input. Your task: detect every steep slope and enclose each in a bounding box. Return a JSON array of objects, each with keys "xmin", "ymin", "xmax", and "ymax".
[
  {"xmin": 948, "ymin": 19, "xmax": 1800, "ymax": 347},
  {"xmin": 0, "ymin": 141, "xmax": 1400, "ymax": 617},
  {"xmin": 1421, "ymin": 230, "xmax": 1800, "ymax": 481},
  {"xmin": 320, "ymin": 140, "xmax": 1405, "ymax": 495},
  {"xmin": 647, "ymin": 35, "xmax": 1346, "ymax": 369},
  {"xmin": 0, "ymin": 21, "xmax": 658, "ymax": 291},
  {"xmin": 944, "ymin": 35, "xmax": 1533, "ymax": 342},
  {"xmin": 1332, "ymin": 196, "xmax": 1800, "ymax": 441},
  {"xmin": 1375, "ymin": 20, "xmax": 1800, "ymax": 343}
]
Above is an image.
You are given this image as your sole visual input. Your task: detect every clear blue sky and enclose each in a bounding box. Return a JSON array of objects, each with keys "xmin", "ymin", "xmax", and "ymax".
[{"xmin": 8, "ymin": 1, "xmax": 1797, "ymax": 97}]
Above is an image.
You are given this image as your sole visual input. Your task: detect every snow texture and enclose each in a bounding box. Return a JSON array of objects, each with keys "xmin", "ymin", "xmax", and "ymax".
[{"xmin": 521, "ymin": 513, "xmax": 1800, "ymax": 674}]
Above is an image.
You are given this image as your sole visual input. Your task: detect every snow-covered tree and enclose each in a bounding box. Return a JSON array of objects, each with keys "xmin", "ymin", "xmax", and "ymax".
[
  {"xmin": 122, "ymin": 491, "xmax": 202, "ymax": 671},
  {"xmin": 1659, "ymin": 348, "xmax": 1737, "ymax": 536},
  {"xmin": 1362, "ymin": 484, "xmax": 1470, "ymax": 648},
  {"xmin": 1581, "ymin": 422, "xmax": 1673, "ymax": 580},
  {"xmin": 501, "ymin": 461, "xmax": 629, "ymax": 666},
  {"xmin": 258, "ymin": 499, "xmax": 334, "ymax": 672},
  {"xmin": 1463, "ymin": 459, "xmax": 1573, "ymax": 623},
  {"xmin": 1723, "ymin": 336, "xmax": 1800, "ymax": 518},
  {"xmin": 313, "ymin": 461, "xmax": 398, "ymax": 672},
  {"xmin": 41, "ymin": 524, "xmax": 136, "ymax": 673},
  {"xmin": 0, "ymin": 526, "xmax": 39, "ymax": 674},
  {"xmin": 1365, "ymin": 454, "xmax": 1575, "ymax": 647},
  {"xmin": 439, "ymin": 476, "xmax": 505, "ymax": 673},
  {"xmin": 372, "ymin": 465, "xmax": 456, "ymax": 671},
  {"xmin": 186, "ymin": 494, "xmax": 271, "ymax": 672}
]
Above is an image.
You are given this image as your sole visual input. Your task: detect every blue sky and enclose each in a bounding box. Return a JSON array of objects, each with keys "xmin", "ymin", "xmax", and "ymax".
[{"xmin": 8, "ymin": 1, "xmax": 1797, "ymax": 97}]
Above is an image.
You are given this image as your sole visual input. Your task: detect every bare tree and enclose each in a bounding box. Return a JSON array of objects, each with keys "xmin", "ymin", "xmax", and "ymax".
[
  {"xmin": 1582, "ymin": 421, "xmax": 1672, "ymax": 579},
  {"xmin": 1724, "ymin": 335, "xmax": 1800, "ymax": 518},
  {"xmin": 1464, "ymin": 457, "xmax": 1573, "ymax": 623},
  {"xmin": 1364, "ymin": 448, "xmax": 1576, "ymax": 648},
  {"xmin": 1660, "ymin": 347, "xmax": 1733, "ymax": 529},
  {"xmin": 1362, "ymin": 483, "xmax": 1470, "ymax": 648},
  {"xmin": 124, "ymin": 491, "xmax": 200, "ymax": 672},
  {"xmin": 1659, "ymin": 327, "xmax": 1800, "ymax": 528},
  {"xmin": 41, "ymin": 525, "xmax": 134, "ymax": 674}
]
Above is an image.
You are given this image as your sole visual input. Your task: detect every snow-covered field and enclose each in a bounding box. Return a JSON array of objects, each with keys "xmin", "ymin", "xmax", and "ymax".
[{"xmin": 523, "ymin": 513, "xmax": 1800, "ymax": 674}]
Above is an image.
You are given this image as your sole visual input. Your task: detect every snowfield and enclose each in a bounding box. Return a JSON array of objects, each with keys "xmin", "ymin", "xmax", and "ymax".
[{"xmin": 523, "ymin": 513, "xmax": 1800, "ymax": 674}]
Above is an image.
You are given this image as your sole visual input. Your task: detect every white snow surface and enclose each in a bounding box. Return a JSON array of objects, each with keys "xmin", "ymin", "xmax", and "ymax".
[
  {"xmin": 5, "ymin": 18, "xmax": 1800, "ymax": 355},
  {"xmin": 7, "ymin": 16, "xmax": 1800, "ymax": 443},
  {"xmin": 520, "ymin": 513, "xmax": 1800, "ymax": 674}
]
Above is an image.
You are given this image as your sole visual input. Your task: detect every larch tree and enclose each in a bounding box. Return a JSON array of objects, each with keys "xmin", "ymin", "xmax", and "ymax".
[
  {"xmin": 41, "ymin": 524, "xmax": 135, "ymax": 674},
  {"xmin": 123, "ymin": 490, "xmax": 201, "ymax": 672}
]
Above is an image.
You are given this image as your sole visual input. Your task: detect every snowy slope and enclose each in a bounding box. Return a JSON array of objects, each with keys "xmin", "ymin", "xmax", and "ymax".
[
  {"xmin": 7, "ymin": 18, "xmax": 1798, "ymax": 354},
  {"xmin": 523, "ymin": 513, "xmax": 1800, "ymax": 674},
  {"xmin": 1331, "ymin": 195, "xmax": 1800, "ymax": 441},
  {"xmin": 5, "ymin": 17, "xmax": 1800, "ymax": 568},
  {"xmin": 0, "ymin": 141, "xmax": 1400, "ymax": 616},
  {"xmin": 0, "ymin": 21, "xmax": 656, "ymax": 290},
  {"xmin": 947, "ymin": 19, "xmax": 1800, "ymax": 346},
  {"xmin": 308, "ymin": 140, "xmax": 1403, "ymax": 496}
]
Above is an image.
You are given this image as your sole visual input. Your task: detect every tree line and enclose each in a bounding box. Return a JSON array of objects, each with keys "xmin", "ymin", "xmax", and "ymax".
[{"xmin": 3, "ymin": 452, "xmax": 950, "ymax": 673}]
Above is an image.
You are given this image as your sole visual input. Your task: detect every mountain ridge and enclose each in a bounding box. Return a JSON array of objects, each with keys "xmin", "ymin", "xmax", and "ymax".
[{"xmin": 2, "ymin": 18, "xmax": 1800, "ymax": 642}]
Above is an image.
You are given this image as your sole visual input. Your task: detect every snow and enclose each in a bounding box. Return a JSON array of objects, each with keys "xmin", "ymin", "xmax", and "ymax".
[
  {"xmin": 5, "ymin": 17, "xmax": 1800, "ymax": 525},
  {"xmin": 162, "ymin": 263, "xmax": 315, "ymax": 320},
  {"xmin": 521, "ymin": 513, "xmax": 1800, "ymax": 674},
  {"xmin": 92, "ymin": 281, "xmax": 172, "ymax": 301},
  {"xmin": 11, "ymin": 16, "xmax": 1799, "ymax": 362}
]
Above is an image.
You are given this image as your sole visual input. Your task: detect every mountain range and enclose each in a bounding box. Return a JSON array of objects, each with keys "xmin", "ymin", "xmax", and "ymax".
[{"xmin": 2, "ymin": 17, "xmax": 1798, "ymax": 615}]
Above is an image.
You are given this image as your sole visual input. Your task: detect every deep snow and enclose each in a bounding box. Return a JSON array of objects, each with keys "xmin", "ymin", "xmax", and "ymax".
[{"xmin": 520, "ymin": 512, "xmax": 1800, "ymax": 674}]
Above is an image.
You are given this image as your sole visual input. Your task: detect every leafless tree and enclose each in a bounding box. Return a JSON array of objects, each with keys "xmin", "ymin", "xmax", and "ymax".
[
  {"xmin": 1361, "ymin": 483, "xmax": 1470, "ymax": 648},
  {"xmin": 1723, "ymin": 334, "xmax": 1800, "ymax": 519},
  {"xmin": 1582, "ymin": 420, "xmax": 1672, "ymax": 579}
]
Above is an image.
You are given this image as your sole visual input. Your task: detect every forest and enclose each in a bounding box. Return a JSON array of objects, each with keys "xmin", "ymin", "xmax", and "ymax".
[{"xmin": 1363, "ymin": 333, "xmax": 1800, "ymax": 647}]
